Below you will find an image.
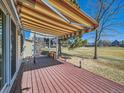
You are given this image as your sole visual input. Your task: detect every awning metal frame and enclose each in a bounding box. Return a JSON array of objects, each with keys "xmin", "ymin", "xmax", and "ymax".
[{"xmin": 14, "ymin": 0, "xmax": 98, "ymax": 37}]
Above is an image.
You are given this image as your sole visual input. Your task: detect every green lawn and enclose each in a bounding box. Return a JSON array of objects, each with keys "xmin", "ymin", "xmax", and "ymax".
[{"xmin": 62, "ymin": 47, "xmax": 124, "ymax": 85}]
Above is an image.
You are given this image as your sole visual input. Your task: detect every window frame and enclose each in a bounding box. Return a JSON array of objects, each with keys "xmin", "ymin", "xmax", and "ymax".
[{"xmin": 0, "ymin": 2, "xmax": 11, "ymax": 92}]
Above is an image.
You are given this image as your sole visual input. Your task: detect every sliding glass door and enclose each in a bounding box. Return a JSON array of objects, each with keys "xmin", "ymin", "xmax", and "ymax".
[{"xmin": 0, "ymin": 10, "xmax": 6, "ymax": 90}]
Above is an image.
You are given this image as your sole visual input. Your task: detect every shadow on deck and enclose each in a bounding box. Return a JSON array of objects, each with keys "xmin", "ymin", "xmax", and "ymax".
[{"xmin": 10, "ymin": 56, "xmax": 124, "ymax": 93}]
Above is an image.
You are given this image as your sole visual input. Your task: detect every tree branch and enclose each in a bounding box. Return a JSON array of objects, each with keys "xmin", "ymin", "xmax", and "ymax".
[{"xmin": 98, "ymin": 0, "xmax": 115, "ymax": 21}]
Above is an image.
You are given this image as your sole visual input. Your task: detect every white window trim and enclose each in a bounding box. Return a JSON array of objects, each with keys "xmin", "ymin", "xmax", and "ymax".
[
  {"xmin": 0, "ymin": 1, "xmax": 22, "ymax": 93},
  {"xmin": 0, "ymin": 2, "xmax": 9, "ymax": 93}
]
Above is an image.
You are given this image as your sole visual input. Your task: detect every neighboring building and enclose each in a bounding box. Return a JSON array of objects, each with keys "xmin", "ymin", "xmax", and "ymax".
[
  {"xmin": 35, "ymin": 37, "xmax": 47, "ymax": 55},
  {"xmin": 111, "ymin": 40, "xmax": 120, "ymax": 46},
  {"xmin": 23, "ymin": 33, "xmax": 55, "ymax": 57},
  {"xmin": 119, "ymin": 40, "xmax": 124, "ymax": 47},
  {"xmin": 98, "ymin": 40, "xmax": 111, "ymax": 47},
  {"xmin": 33, "ymin": 34, "xmax": 56, "ymax": 55}
]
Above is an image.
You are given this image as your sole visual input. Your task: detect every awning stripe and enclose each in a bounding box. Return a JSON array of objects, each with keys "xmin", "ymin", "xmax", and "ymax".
[
  {"xmin": 49, "ymin": 0, "xmax": 98, "ymax": 26},
  {"xmin": 22, "ymin": 22, "xmax": 69, "ymax": 34},
  {"xmin": 19, "ymin": 5, "xmax": 81, "ymax": 30},
  {"xmin": 21, "ymin": 20, "xmax": 70, "ymax": 34},
  {"xmin": 23, "ymin": 24, "xmax": 65, "ymax": 36},
  {"xmin": 21, "ymin": 15, "xmax": 75, "ymax": 33}
]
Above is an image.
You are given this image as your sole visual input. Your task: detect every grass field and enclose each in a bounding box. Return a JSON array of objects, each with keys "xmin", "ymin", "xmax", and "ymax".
[{"xmin": 62, "ymin": 47, "xmax": 124, "ymax": 85}]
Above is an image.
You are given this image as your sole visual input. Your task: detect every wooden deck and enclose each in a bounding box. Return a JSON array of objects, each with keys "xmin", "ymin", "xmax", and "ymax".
[{"xmin": 10, "ymin": 56, "xmax": 124, "ymax": 93}]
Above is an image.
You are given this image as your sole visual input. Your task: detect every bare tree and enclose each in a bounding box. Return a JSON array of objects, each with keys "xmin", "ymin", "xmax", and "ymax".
[{"xmin": 92, "ymin": 0, "xmax": 124, "ymax": 59}]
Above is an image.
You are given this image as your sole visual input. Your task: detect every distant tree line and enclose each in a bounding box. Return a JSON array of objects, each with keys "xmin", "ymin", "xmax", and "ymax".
[{"xmin": 87, "ymin": 40, "xmax": 124, "ymax": 47}]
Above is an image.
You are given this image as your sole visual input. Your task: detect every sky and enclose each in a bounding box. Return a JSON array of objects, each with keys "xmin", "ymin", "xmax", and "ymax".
[
  {"xmin": 77, "ymin": 0, "xmax": 124, "ymax": 43},
  {"xmin": 24, "ymin": 30, "xmax": 31, "ymax": 39}
]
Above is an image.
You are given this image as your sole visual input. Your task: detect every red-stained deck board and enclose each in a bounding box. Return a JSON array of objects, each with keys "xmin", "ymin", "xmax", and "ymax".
[
  {"xmin": 46, "ymin": 65, "xmax": 73, "ymax": 93},
  {"xmin": 10, "ymin": 56, "xmax": 124, "ymax": 93}
]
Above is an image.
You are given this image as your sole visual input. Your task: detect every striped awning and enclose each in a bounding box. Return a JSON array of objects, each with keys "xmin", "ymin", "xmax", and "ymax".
[{"xmin": 14, "ymin": 0, "xmax": 98, "ymax": 37}]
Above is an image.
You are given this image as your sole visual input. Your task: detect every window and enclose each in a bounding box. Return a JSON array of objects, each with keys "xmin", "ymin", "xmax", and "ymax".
[
  {"xmin": 20, "ymin": 33, "xmax": 24, "ymax": 53},
  {"xmin": 0, "ymin": 10, "xmax": 6, "ymax": 90},
  {"xmin": 11, "ymin": 19, "xmax": 16, "ymax": 78}
]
